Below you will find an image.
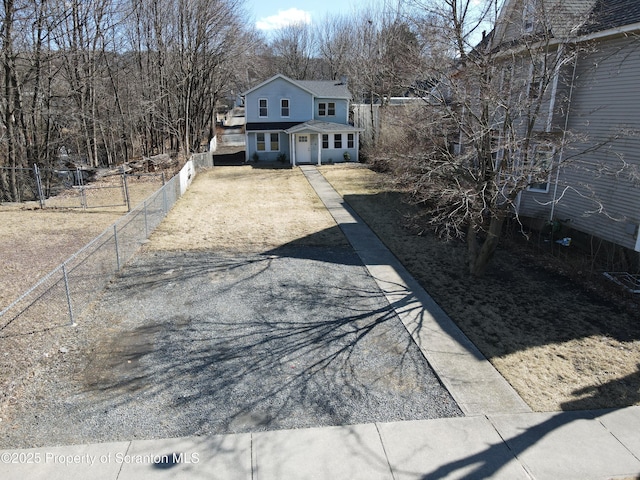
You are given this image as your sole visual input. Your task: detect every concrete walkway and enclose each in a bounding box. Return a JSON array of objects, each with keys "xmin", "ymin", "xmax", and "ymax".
[
  {"xmin": 1, "ymin": 166, "xmax": 639, "ymax": 479},
  {"xmin": 301, "ymin": 166, "xmax": 530, "ymax": 416}
]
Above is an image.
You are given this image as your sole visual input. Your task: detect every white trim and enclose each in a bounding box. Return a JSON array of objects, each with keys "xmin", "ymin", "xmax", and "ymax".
[
  {"xmin": 492, "ymin": 22, "xmax": 640, "ymax": 61},
  {"xmin": 577, "ymin": 21, "xmax": 640, "ymax": 43}
]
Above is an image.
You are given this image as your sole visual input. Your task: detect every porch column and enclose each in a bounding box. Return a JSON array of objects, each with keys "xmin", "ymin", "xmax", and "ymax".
[
  {"xmin": 317, "ymin": 134, "xmax": 321, "ymax": 166},
  {"xmin": 290, "ymin": 134, "xmax": 296, "ymax": 166}
]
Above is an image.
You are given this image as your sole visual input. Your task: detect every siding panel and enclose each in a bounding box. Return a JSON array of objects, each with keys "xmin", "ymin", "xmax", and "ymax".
[{"xmin": 538, "ymin": 35, "xmax": 640, "ymax": 250}]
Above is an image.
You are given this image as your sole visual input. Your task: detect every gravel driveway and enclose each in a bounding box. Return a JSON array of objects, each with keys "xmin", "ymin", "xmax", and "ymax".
[{"xmin": 0, "ymin": 170, "xmax": 461, "ymax": 449}]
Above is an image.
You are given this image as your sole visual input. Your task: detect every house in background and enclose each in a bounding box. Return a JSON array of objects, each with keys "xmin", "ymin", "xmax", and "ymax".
[
  {"xmin": 243, "ymin": 74, "xmax": 362, "ymax": 166},
  {"xmin": 490, "ymin": 0, "xmax": 640, "ymax": 265}
]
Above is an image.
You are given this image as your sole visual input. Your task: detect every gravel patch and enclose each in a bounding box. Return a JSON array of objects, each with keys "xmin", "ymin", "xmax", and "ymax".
[{"xmin": 0, "ymin": 246, "xmax": 461, "ymax": 448}]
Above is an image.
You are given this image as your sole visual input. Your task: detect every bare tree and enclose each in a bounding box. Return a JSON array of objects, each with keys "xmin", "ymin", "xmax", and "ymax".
[
  {"xmin": 268, "ymin": 21, "xmax": 317, "ymax": 80},
  {"xmin": 316, "ymin": 14, "xmax": 353, "ymax": 81},
  {"xmin": 375, "ymin": 0, "xmax": 603, "ymax": 275}
]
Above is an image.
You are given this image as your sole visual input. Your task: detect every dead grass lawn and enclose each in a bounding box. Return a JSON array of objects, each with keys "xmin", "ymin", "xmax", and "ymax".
[
  {"xmin": 147, "ymin": 166, "xmax": 347, "ymax": 253},
  {"xmin": 0, "ymin": 178, "xmax": 163, "ymax": 308},
  {"xmin": 319, "ymin": 164, "xmax": 640, "ymax": 412}
]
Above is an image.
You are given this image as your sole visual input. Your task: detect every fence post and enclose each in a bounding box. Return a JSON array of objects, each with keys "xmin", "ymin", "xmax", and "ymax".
[
  {"xmin": 122, "ymin": 167, "xmax": 131, "ymax": 212},
  {"xmin": 62, "ymin": 264, "xmax": 76, "ymax": 326},
  {"xmin": 114, "ymin": 225, "xmax": 121, "ymax": 271},
  {"xmin": 33, "ymin": 164, "xmax": 45, "ymax": 209},
  {"xmin": 80, "ymin": 186, "xmax": 87, "ymax": 209}
]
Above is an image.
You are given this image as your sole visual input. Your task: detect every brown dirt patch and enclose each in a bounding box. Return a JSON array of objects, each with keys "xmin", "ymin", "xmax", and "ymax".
[{"xmin": 319, "ymin": 164, "xmax": 640, "ymax": 412}]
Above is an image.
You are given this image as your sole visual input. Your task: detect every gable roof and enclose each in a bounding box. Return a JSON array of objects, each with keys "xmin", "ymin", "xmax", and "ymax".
[{"xmin": 243, "ymin": 74, "xmax": 351, "ymax": 100}]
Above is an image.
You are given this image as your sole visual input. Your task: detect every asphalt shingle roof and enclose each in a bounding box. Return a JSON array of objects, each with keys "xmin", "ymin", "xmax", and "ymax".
[
  {"xmin": 294, "ymin": 80, "xmax": 351, "ymax": 99},
  {"xmin": 582, "ymin": 0, "xmax": 640, "ymax": 33}
]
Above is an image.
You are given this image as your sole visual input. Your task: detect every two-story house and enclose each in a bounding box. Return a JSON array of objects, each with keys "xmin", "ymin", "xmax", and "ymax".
[
  {"xmin": 483, "ymin": 0, "xmax": 640, "ymax": 267},
  {"xmin": 243, "ymin": 74, "xmax": 361, "ymax": 166}
]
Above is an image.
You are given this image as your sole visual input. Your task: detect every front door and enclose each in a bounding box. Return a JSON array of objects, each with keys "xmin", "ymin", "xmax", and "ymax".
[{"xmin": 296, "ymin": 134, "xmax": 311, "ymax": 164}]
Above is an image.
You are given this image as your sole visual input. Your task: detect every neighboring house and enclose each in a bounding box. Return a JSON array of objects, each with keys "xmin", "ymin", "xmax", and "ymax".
[
  {"xmin": 488, "ymin": 0, "xmax": 640, "ymax": 258},
  {"xmin": 243, "ymin": 74, "xmax": 361, "ymax": 166}
]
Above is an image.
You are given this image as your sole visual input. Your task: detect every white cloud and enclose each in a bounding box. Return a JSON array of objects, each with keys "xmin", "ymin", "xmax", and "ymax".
[{"xmin": 256, "ymin": 8, "xmax": 312, "ymax": 31}]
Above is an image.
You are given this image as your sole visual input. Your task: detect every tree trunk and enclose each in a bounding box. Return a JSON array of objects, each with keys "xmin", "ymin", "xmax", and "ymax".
[{"xmin": 468, "ymin": 215, "xmax": 505, "ymax": 276}]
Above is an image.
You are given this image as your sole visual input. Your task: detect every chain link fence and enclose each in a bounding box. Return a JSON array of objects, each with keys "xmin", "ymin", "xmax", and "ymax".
[
  {"xmin": 0, "ymin": 161, "xmax": 182, "ymax": 210},
  {"xmin": 0, "ymin": 153, "xmax": 212, "ymax": 337}
]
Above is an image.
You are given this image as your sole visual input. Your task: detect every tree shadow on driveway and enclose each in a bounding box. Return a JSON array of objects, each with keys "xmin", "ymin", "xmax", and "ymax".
[{"xmin": 59, "ymin": 242, "xmax": 461, "ymax": 445}]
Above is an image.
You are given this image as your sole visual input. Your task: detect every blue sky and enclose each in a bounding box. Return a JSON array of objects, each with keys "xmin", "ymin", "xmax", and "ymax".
[{"xmin": 245, "ymin": 0, "xmax": 374, "ymax": 32}]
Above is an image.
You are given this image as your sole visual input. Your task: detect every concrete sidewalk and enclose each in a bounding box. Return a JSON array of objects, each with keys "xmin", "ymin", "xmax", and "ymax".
[
  {"xmin": 1, "ymin": 408, "xmax": 639, "ymax": 479},
  {"xmin": 1, "ymin": 165, "xmax": 639, "ymax": 479}
]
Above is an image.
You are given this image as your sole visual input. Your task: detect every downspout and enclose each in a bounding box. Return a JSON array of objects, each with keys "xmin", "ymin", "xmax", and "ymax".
[{"xmin": 549, "ymin": 49, "xmax": 578, "ymax": 222}]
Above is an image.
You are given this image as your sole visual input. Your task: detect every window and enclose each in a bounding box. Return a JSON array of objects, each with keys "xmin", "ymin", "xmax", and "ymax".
[
  {"xmin": 281, "ymin": 99, "xmax": 290, "ymax": 117},
  {"xmin": 334, "ymin": 134, "xmax": 342, "ymax": 149},
  {"xmin": 257, "ymin": 133, "xmax": 266, "ymax": 151},
  {"xmin": 256, "ymin": 132, "xmax": 279, "ymax": 152},
  {"xmin": 259, "ymin": 98, "xmax": 268, "ymax": 117},
  {"xmin": 528, "ymin": 146, "xmax": 554, "ymax": 192},
  {"xmin": 322, "ymin": 134, "xmax": 329, "ymax": 149},
  {"xmin": 270, "ymin": 133, "xmax": 279, "ymax": 151},
  {"xmin": 298, "ymin": 135, "xmax": 308, "ymax": 143},
  {"xmin": 318, "ymin": 102, "xmax": 336, "ymax": 117},
  {"xmin": 347, "ymin": 134, "xmax": 354, "ymax": 149},
  {"xmin": 529, "ymin": 75, "xmax": 542, "ymax": 99},
  {"xmin": 523, "ymin": 0, "xmax": 536, "ymax": 33}
]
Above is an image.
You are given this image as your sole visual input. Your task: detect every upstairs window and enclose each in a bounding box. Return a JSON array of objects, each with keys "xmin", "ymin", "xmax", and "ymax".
[
  {"xmin": 259, "ymin": 98, "xmax": 268, "ymax": 117},
  {"xmin": 523, "ymin": 0, "xmax": 536, "ymax": 33},
  {"xmin": 319, "ymin": 102, "xmax": 336, "ymax": 117},
  {"xmin": 281, "ymin": 99, "xmax": 290, "ymax": 117}
]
